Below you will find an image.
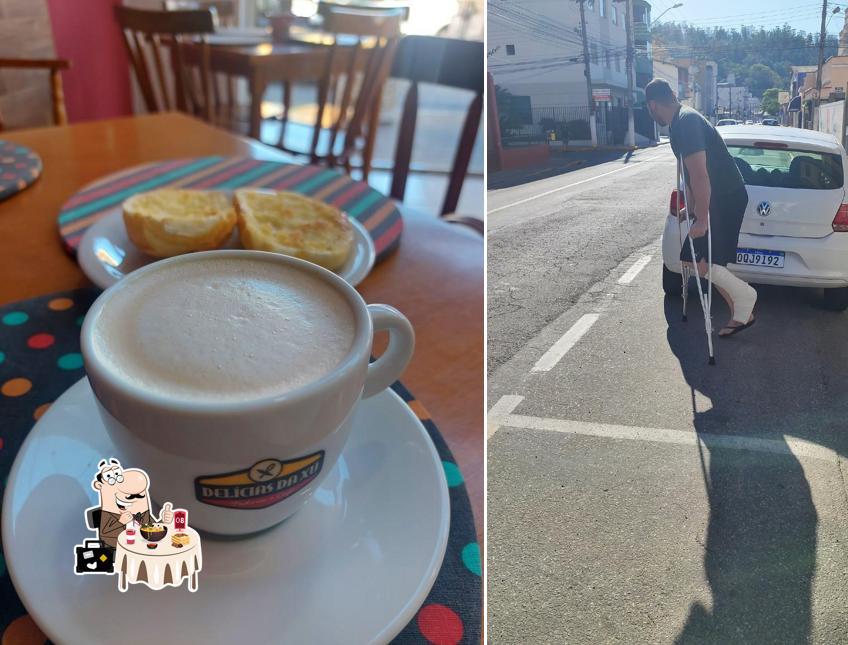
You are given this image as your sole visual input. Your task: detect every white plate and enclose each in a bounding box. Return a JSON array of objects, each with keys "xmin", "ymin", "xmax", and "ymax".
[
  {"xmin": 735, "ymin": 247, "xmax": 785, "ymax": 269},
  {"xmin": 77, "ymin": 205, "xmax": 376, "ymax": 289},
  {"xmin": 2, "ymin": 378, "xmax": 449, "ymax": 645}
]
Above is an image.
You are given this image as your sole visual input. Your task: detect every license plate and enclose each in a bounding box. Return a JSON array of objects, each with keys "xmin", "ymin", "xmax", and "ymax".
[{"xmin": 735, "ymin": 248, "xmax": 785, "ymax": 268}]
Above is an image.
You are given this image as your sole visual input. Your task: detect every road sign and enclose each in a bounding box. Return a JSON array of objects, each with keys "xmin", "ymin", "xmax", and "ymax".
[{"xmin": 592, "ymin": 88, "xmax": 611, "ymax": 102}]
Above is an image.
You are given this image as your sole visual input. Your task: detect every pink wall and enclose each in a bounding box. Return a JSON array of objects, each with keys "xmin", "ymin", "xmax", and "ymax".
[{"xmin": 46, "ymin": 0, "xmax": 132, "ymax": 123}]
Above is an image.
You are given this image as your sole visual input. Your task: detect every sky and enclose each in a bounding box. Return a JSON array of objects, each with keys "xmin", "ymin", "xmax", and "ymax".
[{"xmin": 653, "ymin": 0, "xmax": 848, "ymax": 37}]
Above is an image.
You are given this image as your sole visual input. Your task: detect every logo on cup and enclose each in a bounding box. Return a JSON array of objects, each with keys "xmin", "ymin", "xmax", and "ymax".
[{"xmin": 194, "ymin": 451, "xmax": 325, "ymax": 510}]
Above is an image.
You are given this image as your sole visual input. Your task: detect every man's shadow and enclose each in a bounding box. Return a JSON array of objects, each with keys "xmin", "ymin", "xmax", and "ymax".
[{"xmin": 663, "ymin": 282, "xmax": 848, "ymax": 644}]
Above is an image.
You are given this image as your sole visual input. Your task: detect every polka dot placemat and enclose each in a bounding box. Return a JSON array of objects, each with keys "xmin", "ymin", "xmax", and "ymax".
[
  {"xmin": 57, "ymin": 157, "xmax": 403, "ymax": 261},
  {"xmin": 0, "ymin": 141, "xmax": 42, "ymax": 203},
  {"xmin": 0, "ymin": 289, "xmax": 480, "ymax": 645}
]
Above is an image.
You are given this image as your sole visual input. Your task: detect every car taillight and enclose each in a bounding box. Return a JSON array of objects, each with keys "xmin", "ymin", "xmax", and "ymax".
[
  {"xmin": 669, "ymin": 189, "xmax": 685, "ymax": 215},
  {"xmin": 833, "ymin": 204, "xmax": 848, "ymax": 232}
]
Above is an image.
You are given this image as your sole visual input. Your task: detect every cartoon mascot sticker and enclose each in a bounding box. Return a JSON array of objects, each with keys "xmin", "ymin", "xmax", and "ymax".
[{"xmin": 74, "ymin": 458, "xmax": 201, "ymax": 592}]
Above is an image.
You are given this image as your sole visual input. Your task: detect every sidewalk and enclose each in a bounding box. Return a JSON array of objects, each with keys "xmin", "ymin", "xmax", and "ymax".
[{"xmin": 488, "ymin": 139, "xmax": 668, "ymax": 191}]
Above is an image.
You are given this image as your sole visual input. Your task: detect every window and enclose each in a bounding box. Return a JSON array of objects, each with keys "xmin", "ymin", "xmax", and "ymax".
[
  {"xmin": 506, "ymin": 44, "xmax": 516, "ymax": 56},
  {"xmin": 599, "ymin": 0, "xmax": 605, "ymax": 17},
  {"xmin": 612, "ymin": 5, "xmax": 617, "ymax": 24},
  {"xmin": 615, "ymin": 54, "xmax": 621, "ymax": 72},
  {"xmin": 605, "ymin": 49, "xmax": 611, "ymax": 68},
  {"xmin": 591, "ymin": 43, "xmax": 599, "ymax": 64},
  {"xmin": 727, "ymin": 146, "xmax": 844, "ymax": 190}
]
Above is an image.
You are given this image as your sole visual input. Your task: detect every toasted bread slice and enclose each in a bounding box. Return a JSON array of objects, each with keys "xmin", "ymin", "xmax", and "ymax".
[
  {"xmin": 123, "ymin": 189, "xmax": 236, "ymax": 257},
  {"xmin": 235, "ymin": 189, "xmax": 354, "ymax": 271}
]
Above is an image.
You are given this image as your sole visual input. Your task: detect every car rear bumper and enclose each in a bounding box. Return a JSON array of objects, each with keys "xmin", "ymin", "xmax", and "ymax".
[{"xmin": 661, "ymin": 215, "xmax": 848, "ymax": 288}]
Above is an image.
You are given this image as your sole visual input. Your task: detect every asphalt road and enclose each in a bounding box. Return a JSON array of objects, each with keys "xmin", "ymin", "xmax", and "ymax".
[{"xmin": 487, "ymin": 147, "xmax": 848, "ymax": 644}]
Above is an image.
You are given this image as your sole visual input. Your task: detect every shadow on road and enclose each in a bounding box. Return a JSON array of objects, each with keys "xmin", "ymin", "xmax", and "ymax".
[
  {"xmin": 487, "ymin": 149, "xmax": 640, "ymax": 190},
  {"xmin": 662, "ymin": 281, "xmax": 848, "ymax": 643}
]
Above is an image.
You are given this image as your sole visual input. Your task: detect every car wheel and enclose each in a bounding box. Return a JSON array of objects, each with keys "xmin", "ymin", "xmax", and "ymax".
[
  {"xmin": 663, "ymin": 265, "xmax": 683, "ymax": 297},
  {"xmin": 822, "ymin": 287, "xmax": 848, "ymax": 312}
]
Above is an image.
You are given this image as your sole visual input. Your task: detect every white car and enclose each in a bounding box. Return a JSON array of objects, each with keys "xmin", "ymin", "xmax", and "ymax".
[
  {"xmin": 662, "ymin": 125, "xmax": 848, "ymax": 310},
  {"xmin": 716, "ymin": 119, "xmax": 738, "ymax": 126}
]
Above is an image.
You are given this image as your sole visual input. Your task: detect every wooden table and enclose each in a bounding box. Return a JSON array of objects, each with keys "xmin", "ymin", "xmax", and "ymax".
[
  {"xmin": 196, "ymin": 41, "xmax": 353, "ymax": 139},
  {"xmin": 0, "ymin": 112, "xmax": 483, "ymax": 540}
]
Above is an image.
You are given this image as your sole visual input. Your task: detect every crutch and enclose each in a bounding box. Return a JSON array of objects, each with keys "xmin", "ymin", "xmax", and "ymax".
[{"xmin": 676, "ymin": 159, "xmax": 716, "ymax": 365}]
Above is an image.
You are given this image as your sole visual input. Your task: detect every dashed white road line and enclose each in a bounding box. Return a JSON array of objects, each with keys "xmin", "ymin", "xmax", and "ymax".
[
  {"xmin": 493, "ymin": 413, "xmax": 837, "ymax": 462},
  {"xmin": 487, "ymin": 395, "xmax": 525, "ymax": 439},
  {"xmin": 618, "ymin": 254, "xmax": 653, "ymax": 284},
  {"xmin": 531, "ymin": 314, "xmax": 600, "ymax": 373},
  {"xmin": 488, "ymin": 149, "xmax": 670, "ymax": 215}
]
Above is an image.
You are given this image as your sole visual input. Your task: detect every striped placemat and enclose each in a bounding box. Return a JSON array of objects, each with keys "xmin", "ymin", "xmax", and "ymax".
[
  {"xmin": 57, "ymin": 157, "xmax": 403, "ymax": 261},
  {"xmin": 0, "ymin": 141, "xmax": 42, "ymax": 203}
]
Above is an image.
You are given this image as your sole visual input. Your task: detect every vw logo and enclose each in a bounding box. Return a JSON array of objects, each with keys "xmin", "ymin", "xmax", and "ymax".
[{"xmin": 757, "ymin": 201, "xmax": 771, "ymax": 217}]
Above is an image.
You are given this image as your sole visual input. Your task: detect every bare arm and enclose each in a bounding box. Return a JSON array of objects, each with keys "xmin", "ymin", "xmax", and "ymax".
[{"xmin": 683, "ymin": 151, "xmax": 711, "ymax": 236}]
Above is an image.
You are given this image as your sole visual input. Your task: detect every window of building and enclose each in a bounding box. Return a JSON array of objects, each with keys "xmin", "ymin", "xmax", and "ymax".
[
  {"xmin": 591, "ymin": 43, "xmax": 599, "ymax": 64},
  {"xmin": 506, "ymin": 44, "xmax": 516, "ymax": 56},
  {"xmin": 605, "ymin": 49, "xmax": 611, "ymax": 68},
  {"xmin": 599, "ymin": 0, "xmax": 605, "ymax": 17},
  {"xmin": 612, "ymin": 5, "xmax": 617, "ymax": 24}
]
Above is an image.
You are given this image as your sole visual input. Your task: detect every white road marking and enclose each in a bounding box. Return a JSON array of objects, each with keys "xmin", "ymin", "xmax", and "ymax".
[
  {"xmin": 495, "ymin": 413, "xmax": 837, "ymax": 462},
  {"xmin": 531, "ymin": 314, "xmax": 600, "ymax": 373},
  {"xmin": 618, "ymin": 254, "xmax": 653, "ymax": 284},
  {"xmin": 487, "ymin": 395, "xmax": 525, "ymax": 439},
  {"xmin": 488, "ymin": 150, "xmax": 670, "ymax": 215}
]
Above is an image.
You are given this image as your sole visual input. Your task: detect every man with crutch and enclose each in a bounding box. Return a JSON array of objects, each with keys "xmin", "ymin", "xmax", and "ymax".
[{"xmin": 645, "ymin": 79, "xmax": 757, "ymax": 353}]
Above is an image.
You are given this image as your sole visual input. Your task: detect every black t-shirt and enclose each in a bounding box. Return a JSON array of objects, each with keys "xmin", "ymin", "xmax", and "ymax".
[{"xmin": 669, "ymin": 105, "xmax": 746, "ymax": 198}]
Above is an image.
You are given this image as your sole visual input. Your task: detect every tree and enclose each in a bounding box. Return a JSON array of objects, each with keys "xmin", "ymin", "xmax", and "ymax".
[
  {"xmin": 761, "ymin": 88, "xmax": 781, "ymax": 115},
  {"xmin": 747, "ymin": 64, "xmax": 783, "ymax": 98}
]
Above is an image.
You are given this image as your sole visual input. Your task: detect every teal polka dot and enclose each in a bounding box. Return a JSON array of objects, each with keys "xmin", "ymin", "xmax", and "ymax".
[
  {"xmin": 76, "ymin": 315, "xmax": 85, "ymax": 326},
  {"xmin": 2, "ymin": 311, "xmax": 28, "ymax": 326},
  {"xmin": 0, "ymin": 351, "xmax": 4, "ymax": 365},
  {"xmin": 442, "ymin": 461, "xmax": 463, "ymax": 487},
  {"xmin": 57, "ymin": 353, "xmax": 84, "ymax": 370},
  {"xmin": 461, "ymin": 542, "xmax": 481, "ymax": 576}
]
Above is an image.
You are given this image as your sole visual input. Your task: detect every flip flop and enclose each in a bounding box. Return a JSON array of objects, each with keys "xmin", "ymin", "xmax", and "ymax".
[{"xmin": 718, "ymin": 317, "xmax": 756, "ymax": 338}]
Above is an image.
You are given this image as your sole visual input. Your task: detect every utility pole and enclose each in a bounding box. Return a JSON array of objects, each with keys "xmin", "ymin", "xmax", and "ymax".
[
  {"xmin": 577, "ymin": 0, "xmax": 598, "ymax": 147},
  {"xmin": 624, "ymin": 0, "xmax": 635, "ymax": 146},
  {"xmin": 815, "ymin": 0, "xmax": 828, "ymax": 130}
]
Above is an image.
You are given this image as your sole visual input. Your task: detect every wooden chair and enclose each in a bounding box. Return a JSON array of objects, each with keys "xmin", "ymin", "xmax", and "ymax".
[
  {"xmin": 114, "ymin": 6, "xmax": 216, "ymax": 116},
  {"xmin": 389, "ymin": 36, "xmax": 483, "ymax": 221},
  {"xmin": 275, "ymin": 7, "xmax": 401, "ymax": 180},
  {"xmin": 0, "ymin": 58, "xmax": 70, "ymax": 131}
]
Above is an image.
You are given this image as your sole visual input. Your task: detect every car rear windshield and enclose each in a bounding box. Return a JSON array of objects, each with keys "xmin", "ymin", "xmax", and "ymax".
[{"xmin": 727, "ymin": 145, "xmax": 844, "ymax": 190}]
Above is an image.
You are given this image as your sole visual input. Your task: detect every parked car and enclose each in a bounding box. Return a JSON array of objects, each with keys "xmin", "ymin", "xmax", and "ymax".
[
  {"xmin": 662, "ymin": 126, "xmax": 848, "ymax": 310},
  {"xmin": 716, "ymin": 118, "xmax": 738, "ymax": 126},
  {"xmin": 745, "ymin": 119, "xmax": 754, "ymax": 124},
  {"xmin": 762, "ymin": 118, "xmax": 780, "ymax": 126}
]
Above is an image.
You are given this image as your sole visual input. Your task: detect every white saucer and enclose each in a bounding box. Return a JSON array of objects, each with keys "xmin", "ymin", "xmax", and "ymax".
[
  {"xmin": 77, "ymin": 206, "xmax": 376, "ymax": 289},
  {"xmin": 2, "ymin": 378, "xmax": 449, "ymax": 645}
]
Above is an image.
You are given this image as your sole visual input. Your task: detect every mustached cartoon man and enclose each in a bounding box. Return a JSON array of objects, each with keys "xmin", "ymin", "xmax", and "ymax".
[{"xmin": 91, "ymin": 458, "xmax": 173, "ymax": 550}]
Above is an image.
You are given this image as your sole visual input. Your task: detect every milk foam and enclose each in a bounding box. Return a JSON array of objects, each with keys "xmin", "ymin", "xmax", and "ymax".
[{"xmin": 92, "ymin": 257, "xmax": 356, "ymax": 401}]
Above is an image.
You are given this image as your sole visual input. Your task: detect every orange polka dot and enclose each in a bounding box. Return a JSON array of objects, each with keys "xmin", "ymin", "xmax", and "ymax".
[
  {"xmin": 33, "ymin": 403, "xmax": 51, "ymax": 420},
  {"xmin": 2, "ymin": 378, "xmax": 32, "ymax": 397},
  {"xmin": 47, "ymin": 297, "xmax": 74, "ymax": 311},
  {"xmin": 2, "ymin": 614, "xmax": 47, "ymax": 645}
]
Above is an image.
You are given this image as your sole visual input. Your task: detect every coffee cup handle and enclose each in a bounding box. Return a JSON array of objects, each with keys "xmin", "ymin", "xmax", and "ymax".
[{"xmin": 363, "ymin": 304, "xmax": 415, "ymax": 399}]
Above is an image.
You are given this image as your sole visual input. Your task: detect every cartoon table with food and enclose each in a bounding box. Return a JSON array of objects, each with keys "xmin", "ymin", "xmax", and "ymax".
[{"xmin": 74, "ymin": 458, "xmax": 202, "ymax": 592}]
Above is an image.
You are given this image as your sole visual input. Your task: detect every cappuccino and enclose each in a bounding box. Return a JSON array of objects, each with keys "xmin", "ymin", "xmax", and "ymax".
[{"xmin": 90, "ymin": 256, "xmax": 356, "ymax": 401}]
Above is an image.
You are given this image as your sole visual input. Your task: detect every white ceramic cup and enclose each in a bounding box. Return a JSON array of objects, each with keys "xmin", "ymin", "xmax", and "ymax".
[{"xmin": 81, "ymin": 250, "xmax": 415, "ymax": 536}]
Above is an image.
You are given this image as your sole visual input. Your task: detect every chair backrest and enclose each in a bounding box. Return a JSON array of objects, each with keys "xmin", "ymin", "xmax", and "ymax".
[
  {"xmin": 85, "ymin": 506, "xmax": 102, "ymax": 532},
  {"xmin": 163, "ymin": 0, "xmax": 238, "ymax": 27},
  {"xmin": 301, "ymin": 11, "xmax": 400, "ymax": 169},
  {"xmin": 389, "ymin": 36, "xmax": 483, "ymax": 216},
  {"xmin": 0, "ymin": 58, "xmax": 70, "ymax": 132},
  {"xmin": 322, "ymin": 7, "xmax": 403, "ymax": 39},
  {"xmin": 115, "ymin": 5, "xmax": 215, "ymax": 114}
]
